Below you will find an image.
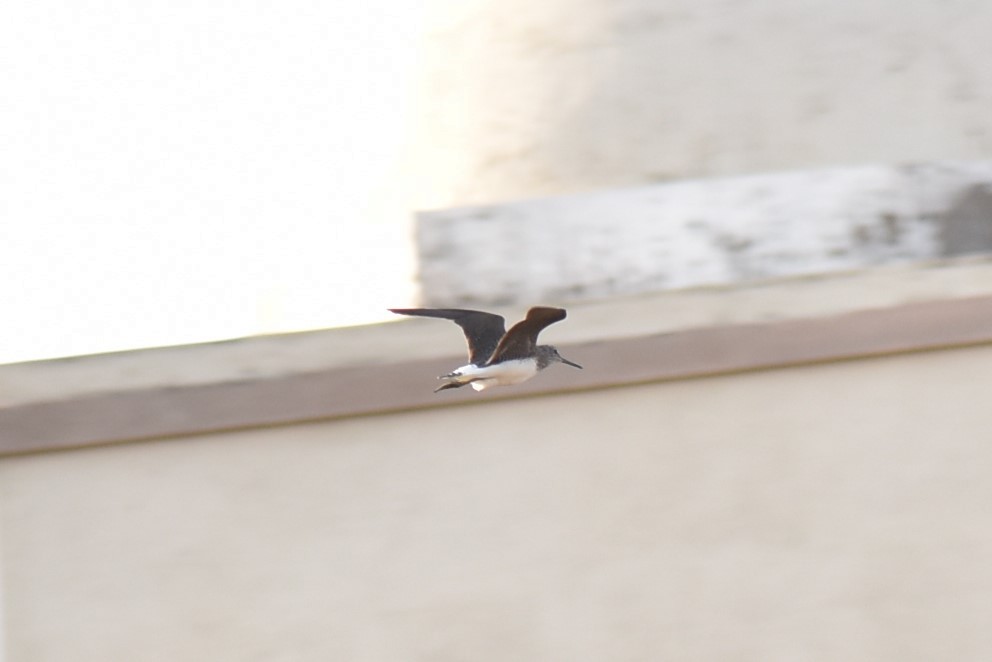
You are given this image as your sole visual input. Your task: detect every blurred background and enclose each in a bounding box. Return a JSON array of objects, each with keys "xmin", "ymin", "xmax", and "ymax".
[{"xmin": 3, "ymin": 0, "xmax": 992, "ymax": 660}]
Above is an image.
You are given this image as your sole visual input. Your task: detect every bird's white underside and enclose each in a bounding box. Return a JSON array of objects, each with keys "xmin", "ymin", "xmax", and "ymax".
[{"xmin": 444, "ymin": 358, "xmax": 540, "ymax": 391}]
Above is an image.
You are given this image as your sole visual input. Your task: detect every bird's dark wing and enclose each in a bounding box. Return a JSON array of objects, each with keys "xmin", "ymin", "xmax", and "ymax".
[
  {"xmin": 388, "ymin": 308, "xmax": 506, "ymax": 365},
  {"xmin": 486, "ymin": 307, "xmax": 567, "ymax": 364}
]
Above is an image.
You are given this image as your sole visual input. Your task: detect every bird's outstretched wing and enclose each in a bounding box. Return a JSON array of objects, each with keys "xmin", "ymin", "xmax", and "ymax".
[
  {"xmin": 388, "ymin": 308, "xmax": 506, "ymax": 365},
  {"xmin": 486, "ymin": 307, "xmax": 566, "ymax": 364}
]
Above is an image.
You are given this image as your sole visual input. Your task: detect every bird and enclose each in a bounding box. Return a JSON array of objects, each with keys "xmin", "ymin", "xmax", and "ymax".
[{"xmin": 388, "ymin": 306, "xmax": 582, "ymax": 392}]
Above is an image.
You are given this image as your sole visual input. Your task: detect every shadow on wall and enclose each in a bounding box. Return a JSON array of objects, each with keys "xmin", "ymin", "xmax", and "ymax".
[{"xmin": 939, "ymin": 184, "xmax": 992, "ymax": 256}]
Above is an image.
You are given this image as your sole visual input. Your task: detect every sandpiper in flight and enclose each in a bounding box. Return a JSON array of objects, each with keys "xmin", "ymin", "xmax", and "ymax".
[{"xmin": 388, "ymin": 306, "xmax": 582, "ymax": 392}]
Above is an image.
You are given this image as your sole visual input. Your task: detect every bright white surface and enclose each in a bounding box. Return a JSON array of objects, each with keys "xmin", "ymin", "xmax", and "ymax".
[
  {"xmin": 7, "ymin": 0, "xmax": 992, "ymax": 364},
  {"xmin": 0, "ymin": 0, "xmax": 421, "ymax": 364}
]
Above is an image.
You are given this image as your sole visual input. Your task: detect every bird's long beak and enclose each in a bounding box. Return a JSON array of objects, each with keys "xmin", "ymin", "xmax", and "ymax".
[{"xmin": 560, "ymin": 355, "xmax": 582, "ymax": 369}]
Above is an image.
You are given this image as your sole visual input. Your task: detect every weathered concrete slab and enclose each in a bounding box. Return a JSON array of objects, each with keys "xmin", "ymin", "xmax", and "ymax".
[
  {"xmin": 415, "ymin": 162, "xmax": 992, "ymax": 306},
  {"xmin": 4, "ymin": 257, "xmax": 992, "ymax": 410}
]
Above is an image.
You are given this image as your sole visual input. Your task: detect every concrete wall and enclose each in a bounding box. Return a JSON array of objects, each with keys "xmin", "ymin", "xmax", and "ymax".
[
  {"xmin": 3, "ymin": 343, "xmax": 992, "ymax": 661},
  {"xmin": 415, "ymin": 162, "xmax": 992, "ymax": 306},
  {"xmin": 414, "ymin": 0, "xmax": 992, "ymax": 208},
  {"xmin": 5, "ymin": 1, "xmax": 992, "ymax": 658}
]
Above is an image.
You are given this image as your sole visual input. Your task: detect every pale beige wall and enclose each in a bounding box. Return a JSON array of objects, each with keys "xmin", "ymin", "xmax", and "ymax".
[
  {"xmin": 3, "ymin": 345, "xmax": 992, "ymax": 661},
  {"xmin": 414, "ymin": 0, "xmax": 992, "ymax": 208}
]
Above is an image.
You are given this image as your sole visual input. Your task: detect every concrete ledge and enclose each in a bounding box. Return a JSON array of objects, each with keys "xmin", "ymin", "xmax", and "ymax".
[
  {"xmin": 3, "ymin": 294, "xmax": 992, "ymax": 457},
  {"xmin": 416, "ymin": 161, "xmax": 992, "ymax": 306}
]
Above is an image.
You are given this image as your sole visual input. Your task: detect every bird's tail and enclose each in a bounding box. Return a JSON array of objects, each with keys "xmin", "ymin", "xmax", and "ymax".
[
  {"xmin": 433, "ymin": 370, "xmax": 477, "ymax": 393},
  {"xmin": 434, "ymin": 380, "xmax": 468, "ymax": 393}
]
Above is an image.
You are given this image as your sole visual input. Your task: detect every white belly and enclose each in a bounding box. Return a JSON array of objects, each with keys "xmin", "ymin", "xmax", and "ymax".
[{"xmin": 445, "ymin": 359, "xmax": 539, "ymax": 391}]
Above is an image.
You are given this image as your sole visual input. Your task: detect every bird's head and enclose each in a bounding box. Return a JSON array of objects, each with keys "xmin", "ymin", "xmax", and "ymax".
[{"xmin": 536, "ymin": 345, "xmax": 582, "ymax": 370}]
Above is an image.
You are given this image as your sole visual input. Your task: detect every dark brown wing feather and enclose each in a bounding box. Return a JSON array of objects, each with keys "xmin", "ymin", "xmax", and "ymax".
[
  {"xmin": 388, "ymin": 308, "xmax": 506, "ymax": 365},
  {"xmin": 486, "ymin": 307, "xmax": 567, "ymax": 365}
]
